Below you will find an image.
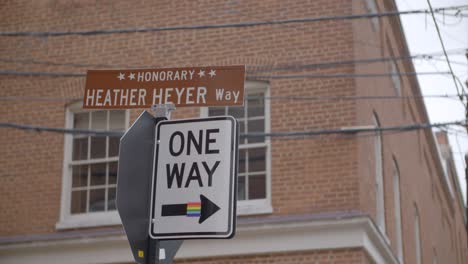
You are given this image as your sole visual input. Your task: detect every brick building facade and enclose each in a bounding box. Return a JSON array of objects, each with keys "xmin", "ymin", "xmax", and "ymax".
[{"xmin": 0, "ymin": 0, "xmax": 466, "ymax": 263}]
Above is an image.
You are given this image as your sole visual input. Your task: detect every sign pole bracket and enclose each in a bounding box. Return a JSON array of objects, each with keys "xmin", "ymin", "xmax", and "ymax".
[{"xmin": 151, "ymin": 104, "xmax": 176, "ymax": 119}]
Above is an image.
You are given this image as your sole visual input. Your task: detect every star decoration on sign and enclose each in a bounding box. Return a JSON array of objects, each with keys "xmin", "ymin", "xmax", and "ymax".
[
  {"xmin": 117, "ymin": 72, "xmax": 125, "ymax": 81},
  {"xmin": 208, "ymin": 69, "xmax": 216, "ymax": 78},
  {"xmin": 128, "ymin": 72, "xmax": 136, "ymax": 80},
  {"xmin": 197, "ymin": 69, "xmax": 205, "ymax": 78}
]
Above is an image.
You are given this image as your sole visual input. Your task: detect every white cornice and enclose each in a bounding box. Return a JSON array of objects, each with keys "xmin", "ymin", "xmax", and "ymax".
[{"xmin": 0, "ymin": 216, "xmax": 397, "ymax": 264}]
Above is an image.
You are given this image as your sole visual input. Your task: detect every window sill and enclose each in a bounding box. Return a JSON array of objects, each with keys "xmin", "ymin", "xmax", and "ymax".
[
  {"xmin": 237, "ymin": 200, "xmax": 273, "ymax": 216},
  {"xmin": 56, "ymin": 211, "xmax": 121, "ymax": 230},
  {"xmin": 56, "ymin": 201, "xmax": 273, "ymax": 230}
]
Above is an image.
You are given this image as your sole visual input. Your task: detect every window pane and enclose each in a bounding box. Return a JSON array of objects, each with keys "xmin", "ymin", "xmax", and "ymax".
[
  {"xmin": 90, "ymin": 136, "xmax": 106, "ymax": 159},
  {"xmin": 72, "ymin": 165, "xmax": 88, "ymax": 188},
  {"xmin": 247, "ymin": 119, "xmax": 265, "ymax": 143},
  {"xmin": 74, "ymin": 112, "xmax": 89, "ymax": 129},
  {"xmin": 228, "ymin": 106, "xmax": 244, "ymax": 119},
  {"xmin": 238, "ymin": 176, "xmax": 246, "ymax": 200},
  {"xmin": 72, "ymin": 137, "xmax": 88, "ymax": 160},
  {"xmin": 108, "ymin": 187, "xmax": 116, "ymax": 210},
  {"xmin": 109, "ymin": 162, "xmax": 118, "ymax": 184},
  {"xmin": 90, "ymin": 163, "xmax": 106, "ymax": 186},
  {"xmin": 89, "ymin": 188, "xmax": 106, "ymax": 212},
  {"xmin": 109, "ymin": 110, "xmax": 126, "ymax": 131},
  {"xmin": 109, "ymin": 137, "xmax": 120, "ymax": 157},
  {"xmin": 91, "ymin": 111, "xmax": 107, "ymax": 130},
  {"xmin": 239, "ymin": 121, "xmax": 246, "ymax": 144},
  {"xmin": 208, "ymin": 107, "xmax": 225, "ymax": 116},
  {"xmin": 71, "ymin": 190, "xmax": 87, "ymax": 214},
  {"xmin": 249, "ymin": 147, "xmax": 266, "ymax": 172},
  {"xmin": 239, "ymin": 149, "xmax": 246, "ymax": 173},
  {"xmin": 247, "ymin": 95, "xmax": 264, "ymax": 117},
  {"xmin": 249, "ymin": 175, "xmax": 266, "ymax": 199}
]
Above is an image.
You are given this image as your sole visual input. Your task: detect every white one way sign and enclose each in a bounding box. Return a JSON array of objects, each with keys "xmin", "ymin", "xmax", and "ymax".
[{"xmin": 149, "ymin": 116, "xmax": 238, "ymax": 240}]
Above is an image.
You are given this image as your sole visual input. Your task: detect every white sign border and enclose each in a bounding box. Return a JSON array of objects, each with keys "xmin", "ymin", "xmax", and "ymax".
[{"xmin": 149, "ymin": 116, "xmax": 238, "ymax": 240}]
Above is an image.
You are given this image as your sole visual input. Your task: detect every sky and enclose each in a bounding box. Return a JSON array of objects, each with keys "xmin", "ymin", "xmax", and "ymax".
[{"xmin": 395, "ymin": 0, "xmax": 467, "ymax": 203}]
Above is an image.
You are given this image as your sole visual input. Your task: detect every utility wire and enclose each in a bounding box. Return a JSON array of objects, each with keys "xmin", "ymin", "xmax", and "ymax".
[
  {"xmin": 249, "ymin": 71, "xmax": 451, "ymax": 79},
  {"xmin": 256, "ymin": 94, "xmax": 461, "ymax": 101},
  {"xmin": 0, "ymin": 70, "xmax": 84, "ymax": 77},
  {"xmin": 0, "ymin": 94, "xmax": 462, "ymax": 103},
  {"xmin": 0, "ymin": 5, "xmax": 466, "ymax": 37},
  {"xmin": 0, "ymin": 122, "xmax": 122, "ymax": 137},
  {"xmin": 246, "ymin": 120, "xmax": 466, "ymax": 138},
  {"xmin": 427, "ymin": 0, "xmax": 466, "ymax": 105},
  {"xmin": 0, "ymin": 49, "xmax": 466, "ymax": 71},
  {"xmin": 0, "ymin": 120, "xmax": 465, "ymax": 138},
  {"xmin": 256, "ymin": 50, "xmax": 467, "ymax": 72},
  {"xmin": 0, "ymin": 69, "xmax": 451, "ymax": 79}
]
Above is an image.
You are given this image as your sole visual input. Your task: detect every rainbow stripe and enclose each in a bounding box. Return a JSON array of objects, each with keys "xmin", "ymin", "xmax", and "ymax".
[{"xmin": 186, "ymin": 202, "xmax": 201, "ymax": 217}]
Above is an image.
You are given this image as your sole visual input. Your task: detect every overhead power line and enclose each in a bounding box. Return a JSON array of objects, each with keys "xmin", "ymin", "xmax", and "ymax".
[
  {"xmin": 427, "ymin": 0, "xmax": 466, "ymax": 105},
  {"xmin": 0, "ymin": 49, "xmax": 465, "ymax": 71},
  {"xmin": 0, "ymin": 70, "xmax": 84, "ymax": 77},
  {"xmin": 0, "ymin": 5, "xmax": 466, "ymax": 37},
  {"xmin": 265, "ymin": 50, "xmax": 467, "ymax": 72},
  {"xmin": 0, "ymin": 69, "xmax": 452, "ymax": 79},
  {"xmin": 249, "ymin": 71, "xmax": 451, "ymax": 79},
  {"xmin": 247, "ymin": 120, "xmax": 467, "ymax": 138},
  {"xmin": 0, "ymin": 94, "xmax": 462, "ymax": 103},
  {"xmin": 257, "ymin": 94, "xmax": 462, "ymax": 101},
  {"xmin": 0, "ymin": 120, "xmax": 465, "ymax": 138},
  {"xmin": 0, "ymin": 122, "xmax": 122, "ymax": 137}
]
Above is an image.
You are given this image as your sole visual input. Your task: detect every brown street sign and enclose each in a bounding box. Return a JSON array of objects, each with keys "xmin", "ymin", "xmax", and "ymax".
[{"xmin": 83, "ymin": 65, "xmax": 245, "ymax": 109}]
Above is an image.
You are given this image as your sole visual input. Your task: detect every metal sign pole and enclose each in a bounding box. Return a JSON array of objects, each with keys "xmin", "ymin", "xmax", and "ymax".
[
  {"xmin": 148, "ymin": 103, "xmax": 180, "ymax": 264},
  {"xmin": 147, "ymin": 239, "xmax": 160, "ymax": 264}
]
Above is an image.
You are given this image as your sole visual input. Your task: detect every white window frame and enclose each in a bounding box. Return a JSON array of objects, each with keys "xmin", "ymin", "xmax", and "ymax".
[
  {"xmin": 200, "ymin": 81, "xmax": 272, "ymax": 216},
  {"xmin": 373, "ymin": 113, "xmax": 386, "ymax": 234},
  {"xmin": 56, "ymin": 102, "xmax": 129, "ymax": 229},
  {"xmin": 390, "ymin": 59, "xmax": 401, "ymax": 96},
  {"xmin": 393, "ymin": 158, "xmax": 404, "ymax": 263}
]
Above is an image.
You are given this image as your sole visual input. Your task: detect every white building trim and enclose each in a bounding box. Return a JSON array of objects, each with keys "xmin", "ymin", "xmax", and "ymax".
[{"xmin": 0, "ymin": 216, "xmax": 397, "ymax": 264}]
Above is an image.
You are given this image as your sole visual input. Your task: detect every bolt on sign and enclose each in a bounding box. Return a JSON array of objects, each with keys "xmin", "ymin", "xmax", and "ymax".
[{"xmin": 83, "ymin": 65, "xmax": 245, "ymax": 109}]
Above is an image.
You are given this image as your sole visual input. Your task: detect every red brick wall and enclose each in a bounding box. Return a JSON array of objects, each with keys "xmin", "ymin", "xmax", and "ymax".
[
  {"xmin": 0, "ymin": 0, "xmax": 356, "ymax": 235},
  {"xmin": 175, "ymin": 248, "xmax": 372, "ymax": 264},
  {"xmin": 0, "ymin": 0, "xmax": 466, "ymax": 263},
  {"xmin": 352, "ymin": 0, "xmax": 468, "ymax": 263}
]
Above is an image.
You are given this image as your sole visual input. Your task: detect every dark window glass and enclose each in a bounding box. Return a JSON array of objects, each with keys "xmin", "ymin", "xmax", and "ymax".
[
  {"xmin": 72, "ymin": 165, "xmax": 88, "ymax": 188},
  {"xmin": 71, "ymin": 190, "xmax": 87, "ymax": 214},
  {"xmin": 238, "ymin": 176, "xmax": 246, "ymax": 200},
  {"xmin": 72, "ymin": 137, "xmax": 88, "ymax": 160},
  {"xmin": 249, "ymin": 147, "xmax": 266, "ymax": 172},
  {"xmin": 89, "ymin": 188, "xmax": 106, "ymax": 212},
  {"xmin": 90, "ymin": 163, "xmax": 106, "ymax": 186},
  {"xmin": 247, "ymin": 119, "xmax": 265, "ymax": 143},
  {"xmin": 109, "ymin": 110, "xmax": 125, "ymax": 131},
  {"xmin": 228, "ymin": 106, "xmax": 244, "ymax": 119},
  {"xmin": 91, "ymin": 111, "xmax": 106, "ymax": 130},
  {"xmin": 90, "ymin": 137, "xmax": 106, "ymax": 159},
  {"xmin": 247, "ymin": 96, "xmax": 264, "ymax": 117},
  {"xmin": 74, "ymin": 113, "xmax": 89, "ymax": 129},
  {"xmin": 208, "ymin": 107, "xmax": 225, "ymax": 116},
  {"xmin": 108, "ymin": 162, "xmax": 118, "ymax": 184},
  {"xmin": 109, "ymin": 137, "xmax": 120, "ymax": 157},
  {"xmin": 249, "ymin": 175, "xmax": 266, "ymax": 199},
  {"xmin": 108, "ymin": 188, "xmax": 116, "ymax": 210},
  {"xmin": 238, "ymin": 149, "xmax": 246, "ymax": 174}
]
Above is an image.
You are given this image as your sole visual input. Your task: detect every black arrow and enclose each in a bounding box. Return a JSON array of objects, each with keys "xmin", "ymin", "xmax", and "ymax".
[{"xmin": 161, "ymin": 195, "xmax": 220, "ymax": 224}]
